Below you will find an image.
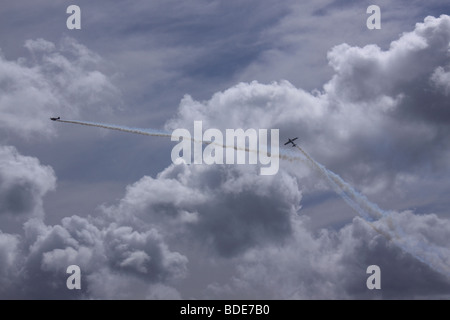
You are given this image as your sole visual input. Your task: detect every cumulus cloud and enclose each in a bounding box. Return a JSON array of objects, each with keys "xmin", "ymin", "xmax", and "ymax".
[
  {"xmin": 0, "ymin": 37, "xmax": 121, "ymax": 138},
  {"xmin": 431, "ymin": 66, "xmax": 450, "ymax": 95},
  {"xmin": 0, "ymin": 35, "xmax": 186, "ymax": 299},
  {"xmin": 0, "ymin": 232, "xmax": 20, "ymax": 296},
  {"xmin": 325, "ymin": 15, "xmax": 450, "ymax": 119},
  {"xmin": 0, "ymin": 214, "xmax": 188, "ymax": 299},
  {"xmin": 94, "ymin": 158, "xmax": 449, "ymax": 299},
  {"xmin": 159, "ymin": 15, "xmax": 450, "ymax": 298},
  {"xmin": 79, "ymin": 160, "xmax": 449, "ymax": 299},
  {"xmin": 104, "ymin": 163, "xmax": 301, "ymax": 257},
  {"xmin": 103, "ymin": 224, "xmax": 187, "ymax": 280},
  {"xmin": 2, "ymin": 15, "xmax": 450, "ymax": 299},
  {"xmin": 205, "ymin": 213, "xmax": 450, "ymax": 299},
  {"xmin": 0, "ymin": 147, "xmax": 186, "ymax": 299},
  {"xmin": 167, "ymin": 15, "xmax": 450, "ymax": 191},
  {"xmin": 0, "ymin": 145, "xmax": 55, "ymax": 217},
  {"xmin": 320, "ymin": 16, "xmax": 450, "ymax": 182}
]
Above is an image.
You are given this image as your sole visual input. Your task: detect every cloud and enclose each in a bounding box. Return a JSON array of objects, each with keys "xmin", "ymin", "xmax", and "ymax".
[
  {"xmin": 100, "ymin": 162, "xmax": 450, "ymax": 299},
  {"xmin": 167, "ymin": 15, "xmax": 450, "ymax": 193},
  {"xmin": 0, "ymin": 213, "xmax": 188, "ymax": 299},
  {"xmin": 2, "ymin": 14, "xmax": 450, "ymax": 299},
  {"xmin": 431, "ymin": 66, "xmax": 450, "ymax": 95},
  {"xmin": 206, "ymin": 213, "xmax": 450, "ymax": 299},
  {"xmin": 104, "ymin": 163, "xmax": 301, "ymax": 257},
  {"xmin": 103, "ymin": 224, "xmax": 187, "ymax": 280},
  {"xmin": 0, "ymin": 146, "xmax": 187, "ymax": 299},
  {"xmin": 325, "ymin": 15, "xmax": 450, "ymax": 114},
  {"xmin": 235, "ymin": 0, "xmax": 440, "ymax": 90},
  {"xmin": 0, "ymin": 37, "xmax": 121, "ymax": 138},
  {"xmin": 159, "ymin": 15, "xmax": 450, "ymax": 298},
  {"xmin": 0, "ymin": 232, "xmax": 20, "ymax": 296},
  {"xmin": 0, "ymin": 145, "xmax": 56, "ymax": 217}
]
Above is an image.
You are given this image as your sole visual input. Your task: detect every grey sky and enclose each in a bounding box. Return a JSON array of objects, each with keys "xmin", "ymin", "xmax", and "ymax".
[{"xmin": 0, "ymin": 1, "xmax": 450, "ymax": 299}]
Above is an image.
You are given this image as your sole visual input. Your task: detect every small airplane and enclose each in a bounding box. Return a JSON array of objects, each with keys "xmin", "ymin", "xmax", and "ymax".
[
  {"xmin": 50, "ymin": 117, "xmax": 60, "ymax": 121},
  {"xmin": 284, "ymin": 137, "xmax": 298, "ymax": 147}
]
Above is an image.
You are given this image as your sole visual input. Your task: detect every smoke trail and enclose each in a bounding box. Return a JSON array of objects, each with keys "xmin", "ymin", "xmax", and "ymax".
[
  {"xmin": 295, "ymin": 145, "xmax": 384, "ymax": 221},
  {"xmin": 295, "ymin": 145, "xmax": 450, "ymax": 278},
  {"xmin": 55, "ymin": 119, "xmax": 450, "ymax": 277},
  {"xmin": 56, "ymin": 119, "xmax": 307, "ymax": 163},
  {"xmin": 57, "ymin": 119, "xmax": 172, "ymax": 138}
]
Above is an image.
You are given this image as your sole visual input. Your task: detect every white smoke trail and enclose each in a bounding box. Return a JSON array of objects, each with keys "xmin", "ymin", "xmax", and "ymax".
[
  {"xmin": 57, "ymin": 119, "xmax": 172, "ymax": 138},
  {"xmin": 295, "ymin": 145, "xmax": 450, "ymax": 278},
  {"xmin": 295, "ymin": 145, "xmax": 384, "ymax": 221},
  {"xmin": 56, "ymin": 119, "xmax": 307, "ymax": 163},
  {"xmin": 55, "ymin": 119, "xmax": 450, "ymax": 278}
]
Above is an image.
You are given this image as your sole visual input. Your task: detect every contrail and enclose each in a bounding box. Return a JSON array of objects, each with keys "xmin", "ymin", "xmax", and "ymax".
[{"xmin": 55, "ymin": 118, "xmax": 450, "ymax": 278}]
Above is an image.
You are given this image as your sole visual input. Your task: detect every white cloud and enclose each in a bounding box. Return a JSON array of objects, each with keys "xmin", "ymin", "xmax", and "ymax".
[
  {"xmin": 207, "ymin": 213, "xmax": 450, "ymax": 299},
  {"xmin": 431, "ymin": 66, "xmax": 450, "ymax": 95},
  {"xmin": 0, "ymin": 145, "xmax": 55, "ymax": 217},
  {"xmin": 166, "ymin": 15, "xmax": 450, "ymax": 194},
  {"xmin": 97, "ymin": 155, "xmax": 450, "ymax": 299},
  {"xmin": 160, "ymin": 15, "xmax": 450, "ymax": 298},
  {"xmin": 0, "ymin": 212, "xmax": 189, "ymax": 299},
  {"xmin": 2, "ymin": 14, "xmax": 450, "ymax": 299},
  {"xmin": 0, "ymin": 144, "xmax": 187, "ymax": 299},
  {"xmin": 0, "ymin": 232, "xmax": 20, "ymax": 295},
  {"xmin": 0, "ymin": 37, "xmax": 121, "ymax": 138},
  {"xmin": 104, "ymin": 224, "xmax": 188, "ymax": 280},
  {"xmin": 104, "ymin": 163, "xmax": 302, "ymax": 257}
]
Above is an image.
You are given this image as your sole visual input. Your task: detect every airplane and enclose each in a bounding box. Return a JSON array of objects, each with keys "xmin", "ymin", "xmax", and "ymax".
[
  {"xmin": 50, "ymin": 117, "xmax": 60, "ymax": 121},
  {"xmin": 284, "ymin": 137, "xmax": 298, "ymax": 147}
]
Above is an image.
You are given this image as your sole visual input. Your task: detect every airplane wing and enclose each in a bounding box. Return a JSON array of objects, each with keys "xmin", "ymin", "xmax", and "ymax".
[
  {"xmin": 292, "ymin": 137, "xmax": 298, "ymax": 141},
  {"xmin": 284, "ymin": 141, "xmax": 290, "ymax": 145}
]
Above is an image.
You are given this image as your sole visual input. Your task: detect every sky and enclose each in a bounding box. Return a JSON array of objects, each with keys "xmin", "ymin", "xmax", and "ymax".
[{"xmin": 0, "ymin": 0, "xmax": 450, "ymax": 299}]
